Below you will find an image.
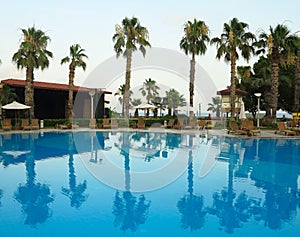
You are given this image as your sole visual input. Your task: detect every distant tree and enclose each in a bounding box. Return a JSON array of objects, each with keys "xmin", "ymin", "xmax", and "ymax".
[
  {"xmin": 61, "ymin": 44, "xmax": 87, "ymax": 125},
  {"xmin": 165, "ymin": 89, "xmax": 186, "ymax": 116},
  {"xmin": 139, "ymin": 78, "xmax": 160, "ymax": 116},
  {"xmin": 114, "ymin": 84, "xmax": 133, "ymax": 117},
  {"xmin": 12, "ymin": 26, "xmax": 53, "ymax": 119},
  {"xmin": 113, "ymin": 16, "xmax": 151, "ymax": 119},
  {"xmin": 0, "ymin": 84, "xmax": 17, "ymax": 106},
  {"xmin": 207, "ymin": 97, "xmax": 222, "ymax": 118},
  {"xmin": 131, "ymin": 98, "xmax": 142, "ymax": 117}
]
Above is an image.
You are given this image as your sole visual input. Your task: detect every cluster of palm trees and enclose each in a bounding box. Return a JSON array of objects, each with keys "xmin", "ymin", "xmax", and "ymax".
[
  {"xmin": 2, "ymin": 16, "xmax": 299, "ymax": 122},
  {"xmin": 115, "ymin": 78, "xmax": 187, "ymax": 117},
  {"xmin": 10, "ymin": 27, "xmax": 88, "ymax": 124},
  {"xmin": 113, "ymin": 16, "xmax": 300, "ymax": 120}
]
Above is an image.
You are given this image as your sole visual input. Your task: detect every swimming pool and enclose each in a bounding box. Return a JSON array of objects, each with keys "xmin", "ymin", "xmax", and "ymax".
[{"xmin": 0, "ymin": 131, "xmax": 300, "ymax": 236}]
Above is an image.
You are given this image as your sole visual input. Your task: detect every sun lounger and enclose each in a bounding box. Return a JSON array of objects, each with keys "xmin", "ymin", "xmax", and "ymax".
[
  {"xmin": 241, "ymin": 120, "xmax": 260, "ymax": 136},
  {"xmin": 2, "ymin": 119, "xmax": 12, "ymax": 131},
  {"xmin": 166, "ymin": 119, "xmax": 175, "ymax": 128},
  {"xmin": 173, "ymin": 118, "xmax": 184, "ymax": 129},
  {"xmin": 276, "ymin": 122, "xmax": 297, "ymax": 136},
  {"xmin": 198, "ymin": 120, "xmax": 207, "ymax": 130},
  {"xmin": 89, "ymin": 118, "xmax": 97, "ymax": 129},
  {"xmin": 102, "ymin": 118, "xmax": 110, "ymax": 129},
  {"xmin": 111, "ymin": 119, "xmax": 118, "ymax": 129},
  {"xmin": 184, "ymin": 119, "xmax": 197, "ymax": 129},
  {"xmin": 21, "ymin": 118, "xmax": 31, "ymax": 130},
  {"xmin": 228, "ymin": 121, "xmax": 248, "ymax": 135},
  {"xmin": 30, "ymin": 119, "xmax": 40, "ymax": 130},
  {"xmin": 137, "ymin": 117, "xmax": 145, "ymax": 129}
]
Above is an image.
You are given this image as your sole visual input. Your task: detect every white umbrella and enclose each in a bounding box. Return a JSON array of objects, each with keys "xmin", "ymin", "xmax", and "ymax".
[
  {"xmin": 2, "ymin": 101, "xmax": 31, "ymax": 110},
  {"xmin": 239, "ymin": 100, "xmax": 246, "ymax": 119},
  {"xmin": 134, "ymin": 103, "xmax": 156, "ymax": 109}
]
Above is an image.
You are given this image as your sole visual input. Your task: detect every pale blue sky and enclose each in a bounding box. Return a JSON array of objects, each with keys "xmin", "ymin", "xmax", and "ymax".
[{"xmin": 1, "ymin": 0, "xmax": 300, "ymax": 92}]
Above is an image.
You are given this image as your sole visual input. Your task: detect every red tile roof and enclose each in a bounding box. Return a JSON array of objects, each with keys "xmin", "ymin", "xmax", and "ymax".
[
  {"xmin": 1, "ymin": 79, "xmax": 112, "ymax": 94},
  {"xmin": 217, "ymin": 88, "xmax": 247, "ymax": 95}
]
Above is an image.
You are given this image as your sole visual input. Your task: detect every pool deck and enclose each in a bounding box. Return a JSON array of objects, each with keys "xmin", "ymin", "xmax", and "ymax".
[{"xmin": 1, "ymin": 127, "xmax": 299, "ymax": 139}]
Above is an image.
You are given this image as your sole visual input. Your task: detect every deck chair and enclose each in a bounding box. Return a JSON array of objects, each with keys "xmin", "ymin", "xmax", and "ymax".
[
  {"xmin": 173, "ymin": 118, "xmax": 184, "ymax": 129},
  {"xmin": 2, "ymin": 118, "xmax": 12, "ymax": 131},
  {"xmin": 102, "ymin": 118, "xmax": 111, "ymax": 129},
  {"xmin": 166, "ymin": 119, "xmax": 175, "ymax": 128},
  {"xmin": 276, "ymin": 122, "xmax": 297, "ymax": 136},
  {"xmin": 244, "ymin": 120, "xmax": 260, "ymax": 136},
  {"xmin": 185, "ymin": 119, "xmax": 197, "ymax": 129},
  {"xmin": 198, "ymin": 120, "xmax": 207, "ymax": 130},
  {"xmin": 111, "ymin": 119, "xmax": 118, "ymax": 129},
  {"xmin": 137, "ymin": 117, "xmax": 145, "ymax": 129},
  {"xmin": 30, "ymin": 119, "xmax": 40, "ymax": 130},
  {"xmin": 228, "ymin": 121, "xmax": 248, "ymax": 135},
  {"xmin": 21, "ymin": 118, "xmax": 31, "ymax": 130},
  {"xmin": 89, "ymin": 118, "xmax": 97, "ymax": 129}
]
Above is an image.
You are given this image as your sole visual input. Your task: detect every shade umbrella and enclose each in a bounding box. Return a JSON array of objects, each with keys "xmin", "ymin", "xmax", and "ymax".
[
  {"xmin": 2, "ymin": 101, "xmax": 31, "ymax": 127},
  {"xmin": 177, "ymin": 105, "xmax": 196, "ymax": 116},
  {"xmin": 133, "ymin": 103, "xmax": 156, "ymax": 110},
  {"xmin": 2, "ymin": 101, "xmax": 31, "ymax": 110},
  {"xmin": 133, "ymin": 103, "xmax": 157, "ymax": 117},
  {"xmin": 239, "ymin": 100, "xmax": 246, "ymax": 120}
]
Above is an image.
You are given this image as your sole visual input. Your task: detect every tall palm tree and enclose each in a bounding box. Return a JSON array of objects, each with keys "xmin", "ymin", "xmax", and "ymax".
[
  {"xmin": 12, "ymin": 26, "xmax": 53, "ymax": 119},
  {"xmin": 61, "ymin": 44, "xmax": 87, "ymax": 125},
  {"xmin": 180, "ymin": 19, "xmax": 210, "ymax": 111},
  {"xmin": 139, "ymin": 78, "xmax": 160, "ymax": 116},
  {"xmin": 256, "ymin": 24, "xmax": 297, "ymax": 119},
  {"xmin": 211, "ymin": 18, "xmax": 256, "ymax": 119},
  {"xmin": 113, "ymin": 16, "xmax": 151, "ymax": 119}
]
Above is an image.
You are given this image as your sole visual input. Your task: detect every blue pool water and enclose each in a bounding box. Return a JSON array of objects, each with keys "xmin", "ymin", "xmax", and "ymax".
[{"xmin": 0, "ymin": 131, "xmax": 300, "ymax": 236}]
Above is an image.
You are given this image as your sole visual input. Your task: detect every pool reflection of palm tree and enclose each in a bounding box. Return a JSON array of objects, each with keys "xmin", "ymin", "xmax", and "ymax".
[
  {"xmin": 208, "ymin": 140, "xmax": 254, "ymax": 233},
  {"xmin": 177, "ymin": 135, "xmax": 206, "ymax": 231},
  {"xmin": 112, "ymin": 132, "xmax": 151, "ymax": 232},
  {"xmin": 61, "ymin": 134, "xmax": 87, "ymax": 208},
  {"xmin": 14, "ymin": 134, "xmax": 54, "ymax": 227},
  {"xmin": 0, "ymin": 189, "xmax": 3, "ymax": 206}
]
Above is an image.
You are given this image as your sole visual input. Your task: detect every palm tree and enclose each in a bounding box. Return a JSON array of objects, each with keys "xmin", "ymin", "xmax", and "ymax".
[
  {"xmin": 112, "ymin": 16, "xmax": 151, "ymax": 119},
  {"xmin": 61, "ymin": 44, "xmax": 87, "ymax": 125},
  {"xmin": 207, "ymin": 97, "xmax": 222, "ymax": 118},
  {"xmin": 114, "ymin": 84, "xmax": 133, "ymax": 117},
  {"xmin": 211, "ymin": 18, "xmax": 256, "ymax": 119},
  {"xmin": 293, "ymin": 37, "xmax": 300, "ymax": 112},
  {"xmin": 0, "ymin": 84, "xmax": 17, "ymax": 106},
  {"xmin": 256, "ymin": 24, "xmax": 297, "ymax": 119},
  {"xmin": 12, "ymin": 26, "xmax": 53, "ymax": 119},
  {"xmin": 180, "ymin": 19, "xmax": 210, "ymax": 111},
  {"xmin": 139, "ymin": 78, "xmax": 160, "ymax": 116},
  {"xmin": 131, "ymin": 98, "xmax": 142, "ymax": 117},
  {"xmin": 165, "ymin": 89, "xmax": 186, "ymax": 116}
]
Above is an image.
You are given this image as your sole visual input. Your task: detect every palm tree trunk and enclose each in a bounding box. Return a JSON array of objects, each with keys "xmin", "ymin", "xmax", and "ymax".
[
  {"xmin": 230, "ymin": 47, "xmax": 236, "ymax": 119},
  {"xmin": 25, "ymin": 67, "xmax": 35, "ymax": 119},
  {"xmin": 294, "ymin": 53, "xmax": 300, "ymax": 112},
  {"xmin": 124, "ymin": 50, "xmax": 132, "ymax": 119},
  {"xmin": 68, "ymin": 65, "xmax": 75, "ymax": 125},
  {"xmin": 271, "ymin": 51, "xmax": 279, "ymax": 119},
  {"xmin": 189, "ymin": 55, "xmax": 196, "ymax": 118}
]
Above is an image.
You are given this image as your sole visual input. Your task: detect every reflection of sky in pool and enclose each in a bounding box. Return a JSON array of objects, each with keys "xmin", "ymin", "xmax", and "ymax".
[{"xmin": 0, "ymin": 131, "xmax": 300, "ymax": 236}]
